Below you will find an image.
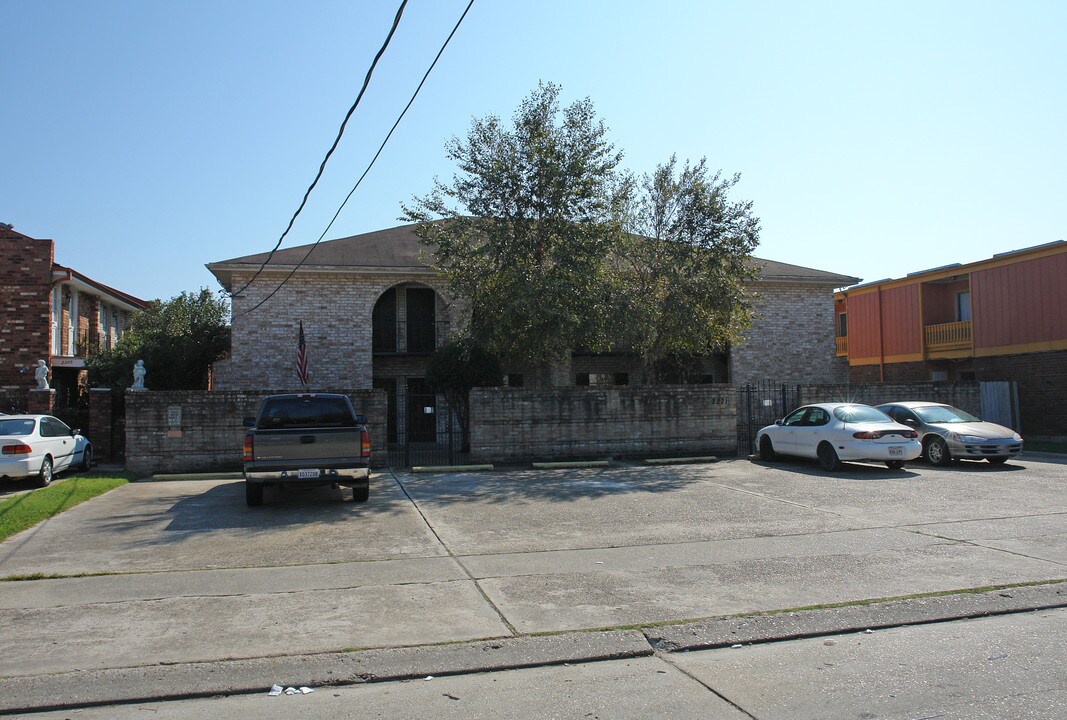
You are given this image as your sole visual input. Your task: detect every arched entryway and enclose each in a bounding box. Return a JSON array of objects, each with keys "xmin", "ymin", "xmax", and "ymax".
[{"xmin": 370, "ymin": 282, "xmax": 464, "ymax": 467}]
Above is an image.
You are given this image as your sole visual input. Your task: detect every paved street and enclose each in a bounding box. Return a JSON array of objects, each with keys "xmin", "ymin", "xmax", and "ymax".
[{"xmin": 0, "ymin": 455, "xmax": 1064, "ymax": 714}]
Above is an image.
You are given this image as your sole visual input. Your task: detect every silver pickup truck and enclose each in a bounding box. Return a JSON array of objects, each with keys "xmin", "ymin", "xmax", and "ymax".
[{"xmin": 242, "ymin": 393, "xmax": 371, "ymax": 507}]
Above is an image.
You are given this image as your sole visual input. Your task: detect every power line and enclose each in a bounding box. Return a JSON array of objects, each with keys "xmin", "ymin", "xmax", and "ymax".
[
  {"xmin": 233, "ymin": 0, "xmax": 476, "ymax": 320},
  {"xmin": 230, "ymin": 0, "xmax": 409, "ymax": 299}
]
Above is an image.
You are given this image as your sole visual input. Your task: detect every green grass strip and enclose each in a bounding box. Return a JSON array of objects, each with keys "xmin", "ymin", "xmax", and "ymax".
[{"xmin": 0, "ymin": 474, "xmax": 131, "ymax": 543}]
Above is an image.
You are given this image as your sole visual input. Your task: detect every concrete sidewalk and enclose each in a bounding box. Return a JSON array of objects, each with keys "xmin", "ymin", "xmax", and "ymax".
[{"xmin": 3, "ymin": 583, "xmax": 1065, "ymax": 714}]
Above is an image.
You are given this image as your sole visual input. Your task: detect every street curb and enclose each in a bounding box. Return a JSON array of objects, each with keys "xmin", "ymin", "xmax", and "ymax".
[
  {"xmin": 531, "ymin": 460, "xmax": 611, "ymax": 469},
  {"xmin": 645, "ymin": 581, "xmax": 1067, "ymax": 652},
  {"xmin": 2, "ymin": 585, "xmax": 1065, "ymax": 714},
  {"xmin": 146, "ymin": 472, "xmax": 244, "ymax": 482},
  {"xmin": 644, "ymin": 456, "xmax": 718, "ymax": 465},
  {"xmin": 0, "ymin": 630, "xmax": 652, "ymax": 715},
  {"xmin": 411, "ymin": 464, "xmax": 495, "ymax": 474}
]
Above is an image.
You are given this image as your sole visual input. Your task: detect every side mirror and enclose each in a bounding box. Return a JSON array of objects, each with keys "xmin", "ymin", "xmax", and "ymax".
[
  {"xmin": 242, "ymin": 417, "xmax": 255, "ymax": 428},
  {"xmin": 71, "ymin": 428, "xmax": 81, "ymax": 437},
  {"xmin": 355, "ymin": 414, "xmax": 367, "ymax": 425},
  {"xmin": 775, "ymin": 419, "xmax": 784, "ymax": 426}
]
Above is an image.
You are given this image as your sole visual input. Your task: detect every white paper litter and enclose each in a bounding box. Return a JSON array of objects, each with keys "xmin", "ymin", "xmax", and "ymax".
[
  {"xmin": 300, "ymin": 687, "xmax": 314, "ymax": 694},
  {"xmin": 268, "ymin": 685, "xmax": 283, "ymax": 696}
]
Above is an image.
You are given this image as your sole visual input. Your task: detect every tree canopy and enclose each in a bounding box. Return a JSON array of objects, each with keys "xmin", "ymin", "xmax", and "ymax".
[
  {"xmin": 404, "ymin": 82, "xmax": 760, "ymax": 381},
  {"xmin": 615, "ymin": 156, "xmax": 760, "ymax": 380},
  {"xmin": 87, "ymin": 289, "xmax": 230, "ymax": 391}
]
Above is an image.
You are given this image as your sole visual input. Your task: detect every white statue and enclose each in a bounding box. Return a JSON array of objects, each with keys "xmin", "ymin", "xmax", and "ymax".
[
  {"xmin": 34, "ymin": 359, "xmax": 49, "ymax": 390},
  {"xmin": 132, "ymin": 359, "xmax": 146, "ymax": 389}
]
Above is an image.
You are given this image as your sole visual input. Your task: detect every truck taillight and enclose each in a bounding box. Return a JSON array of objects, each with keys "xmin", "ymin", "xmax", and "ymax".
[
  {"xmin": 361, "ymin": 429, "xmax": 371, "ymax": 458},
  {"xmin": 243, "ymin": 433, "xmax": 254, "ymax": 462}
]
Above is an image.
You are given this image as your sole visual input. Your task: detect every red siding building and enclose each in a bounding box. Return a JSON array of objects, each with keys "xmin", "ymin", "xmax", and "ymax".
[{"xmin": 835, "ymin": 240, "xmax": 1067, "ymax": 438}]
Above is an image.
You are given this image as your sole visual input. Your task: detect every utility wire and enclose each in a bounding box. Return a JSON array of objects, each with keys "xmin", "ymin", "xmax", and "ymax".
[
  {"xmin": 230, "ymin": 0, "xmax": 409, "ymax": 299},
  {"xmin": 233, "ymin": 0, "xmax": 476, "ymax": 320}
]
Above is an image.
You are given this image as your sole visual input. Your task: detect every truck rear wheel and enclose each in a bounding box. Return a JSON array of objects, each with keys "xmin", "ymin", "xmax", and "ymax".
[
  {"xmin": 352, "ymin": 485, "xmax": 369, "ymax": 503},
  {"xmin": 245, "ymin": 483, "xmax": 264, "ymax": 507}
]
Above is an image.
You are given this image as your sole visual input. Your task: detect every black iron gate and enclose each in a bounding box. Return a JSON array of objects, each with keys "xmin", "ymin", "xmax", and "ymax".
[
  {"xmin": 736, "ymin": 382, "xmax": 799, "ymax": 456},
  {"xmin": 382, "ymin": 381, "xmax": 467, "ymax": 468}
]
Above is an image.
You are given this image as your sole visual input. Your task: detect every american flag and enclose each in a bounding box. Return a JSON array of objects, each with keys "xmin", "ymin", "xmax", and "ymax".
[{"xmin": 296, "ymin": 321, "xmax": 309, "ymax": 386}]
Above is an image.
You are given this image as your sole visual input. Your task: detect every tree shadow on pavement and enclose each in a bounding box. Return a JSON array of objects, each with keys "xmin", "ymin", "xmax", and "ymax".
[{"xmin": 394, "ymin": 463, "xmax": 709, "ymax": 505}]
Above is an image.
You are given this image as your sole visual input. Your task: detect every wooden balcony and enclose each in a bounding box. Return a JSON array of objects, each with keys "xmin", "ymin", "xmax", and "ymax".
[
  {"xmin": 925, "ymin": 320, "xmax": 972, "ymax": 353},
  {"xmin": 835, "ymin": 336, "xmax": 848, "ymax": 356}
]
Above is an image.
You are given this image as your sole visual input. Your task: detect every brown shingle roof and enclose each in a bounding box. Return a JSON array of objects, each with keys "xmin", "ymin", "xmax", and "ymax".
[{"xmin": 207, "ymin": 223, "xmax": 859, "ymax": 290}]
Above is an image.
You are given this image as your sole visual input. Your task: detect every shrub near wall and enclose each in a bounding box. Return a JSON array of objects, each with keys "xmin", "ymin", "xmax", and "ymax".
[
  {"xmin": 125, "ymin": 389, "xmax": 387, "ymax": 476},
  {"xmin": 469, "ymin": 385, "xmax": 736, "ymax": 464}
]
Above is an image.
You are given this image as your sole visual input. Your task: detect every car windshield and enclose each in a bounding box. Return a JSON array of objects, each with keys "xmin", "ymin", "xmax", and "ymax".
[
  {"xmin": 0, "ymin": 418, "xmax": 36, "ymax": 436},
  {"xmin": 832, "ymin": 405, "xmax": 891, "ymax": 424},
  {"xmin": 912, "ymin": 405, "xmax": 979, "ymax": 423}
]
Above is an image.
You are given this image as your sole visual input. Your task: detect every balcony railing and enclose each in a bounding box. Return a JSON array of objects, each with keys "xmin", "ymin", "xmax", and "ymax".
[
  {"xmin": 373, "ymin": 320, "xmax": 451, "ymax": 354},
  {"xmin": 925, "ymin": 320, "xmax": 972, "ymax": 350},
  {"xmin": 835, "ymin": 336, "xmax": 848, "ymax": 356}
]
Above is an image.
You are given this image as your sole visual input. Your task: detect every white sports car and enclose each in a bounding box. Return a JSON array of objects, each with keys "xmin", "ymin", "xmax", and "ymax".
[
  {"xmin": 0, "ymin": 415, "xmax": 92, "ymax": 487},
  {"xmin": 756, "ymin": 403, "xmax": 921, "ymax": 471}
]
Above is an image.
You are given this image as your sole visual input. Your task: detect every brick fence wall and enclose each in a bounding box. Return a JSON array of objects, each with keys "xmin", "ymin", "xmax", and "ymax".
[
  {"xmin": 468, "ymin": 385, "xmax": 737, "ymax": 464},
  {"xmin": 125, "ymin": 389, "xmax": 387, "ymax": 476},
  {"xmin": 976, "ymin": 350, "xmax": 1067, "ymax": 438}
]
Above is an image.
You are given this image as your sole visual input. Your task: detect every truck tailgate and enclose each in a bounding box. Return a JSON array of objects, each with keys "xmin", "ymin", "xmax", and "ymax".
[{"xmin": 252, "ymin": 428, "xmax": 362, "ymax": 465}]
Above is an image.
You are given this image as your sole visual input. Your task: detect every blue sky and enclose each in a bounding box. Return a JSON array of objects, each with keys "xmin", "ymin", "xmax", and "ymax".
[{"xmin": 2, "ymin": 0, "xmax": 1064, "ymax": 303}]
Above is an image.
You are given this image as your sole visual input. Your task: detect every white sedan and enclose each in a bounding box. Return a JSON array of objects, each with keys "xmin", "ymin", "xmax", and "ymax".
[
  {"xmin": 755, "ymin": 403, "xmax": 921, "ymax": 471},
  {"xmin": 0, "ymin": 415, "xmax": 92, "ymax": 487}
]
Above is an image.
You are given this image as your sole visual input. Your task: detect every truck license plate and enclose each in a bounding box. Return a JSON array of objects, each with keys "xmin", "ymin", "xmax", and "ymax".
[
  {"xmin": 297, "ymin": 469, "xmax": 321, "ymax": 479},
  {"xmin": 889, "ymin": 446, "xmax": 903, "ymax": 456}
]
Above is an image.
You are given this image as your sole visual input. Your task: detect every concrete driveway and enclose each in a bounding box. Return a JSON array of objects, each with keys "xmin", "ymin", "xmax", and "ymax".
[{"xmin": 0, "ymin": 456, "xmax": 1064, "ymax": 683}]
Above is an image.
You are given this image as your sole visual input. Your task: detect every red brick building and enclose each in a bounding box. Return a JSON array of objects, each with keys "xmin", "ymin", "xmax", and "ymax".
[
  {"xmin": 0, "ymin": 224, "xmax": 147, "ymax": 410},
  {"xmin": 834, "ymin": 240, "xmax": 1067, "ymax": 438}
]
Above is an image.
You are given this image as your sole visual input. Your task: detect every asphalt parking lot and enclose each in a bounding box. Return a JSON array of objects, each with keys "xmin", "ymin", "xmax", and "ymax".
[{"xmin": 0, "ymin": 454, "xmax": 1064, "ymax": 710}]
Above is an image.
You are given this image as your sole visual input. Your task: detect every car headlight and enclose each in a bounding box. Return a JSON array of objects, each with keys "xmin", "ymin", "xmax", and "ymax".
[
  {"xmin": 1013, "ymin": 432, "xmax": 1022, "ymax": 441},
  {"xmin": 957, "ymin": 435, "xmax": 986, "ymax": 443}
]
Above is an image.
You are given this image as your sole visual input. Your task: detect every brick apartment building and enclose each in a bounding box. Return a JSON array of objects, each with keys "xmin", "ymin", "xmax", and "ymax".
[
  {"xmin": 834, "ymin": 240, "xmax": 1067, "ymax": 437},
  {"xmin": 0, "ymin": 224, "xmax": 147, "ymax": 410},
  {"xmin": 208, "ymin": 224, "xmax": 856, "ymax": 444}
]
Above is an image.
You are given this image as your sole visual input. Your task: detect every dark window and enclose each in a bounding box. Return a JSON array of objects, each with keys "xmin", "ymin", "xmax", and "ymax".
[
  {"xmin": 960, "ymin": 371, "xmax": 976, "ymax": 381},
  {"xmin": 575, "ymin": 373, "xmax": 590, "ymax": 386},
  {"xmin": 837, "ymin": 312, "xmax": 848, "ymax": 337},
  {"xmin": 808, "ymin": 408, "xmax": 830, "ymax": 426},
  {"xmin": 614, "ymin": 372, "xmax": 629, "ymax": 386},
  {"xmin": 258, "ymin": 397, "xmax": 356, "ymax": 429},
  {"xmin": 406, "ymin": 288, "xmax": 436, "ymax": 352},
  {"xmin": 406, "ymin": 377, "xmax": 436, "ymax": 442},
  {"xmin": 373, "ymin": 288, "xmax": 397, "ymax": 352},
  {"xmin": 40, "ymin": 417, "xmax": 69, "ymax": 437},
  {"xmin": 506, "ymin": 374, "xmax": 524, "ymax": 387}
]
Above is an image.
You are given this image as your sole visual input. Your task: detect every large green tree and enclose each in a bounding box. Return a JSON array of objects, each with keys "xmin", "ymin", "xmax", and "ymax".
[
  {"xmin": 87, "ymin": 289, "xmax": 230, "ymax": 391},
  {"xmin": 405, "ymin": 82, "xmax": 760, "ymax": 381},
  {"xmin": 614, "ymin": 156, "xmax": 760, "ymax": 381},
  {"xmin": 403, "ymin": 82, "xmax": 626, "ymax": 365}
]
